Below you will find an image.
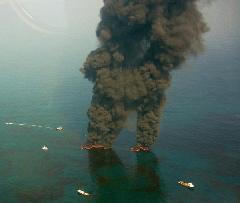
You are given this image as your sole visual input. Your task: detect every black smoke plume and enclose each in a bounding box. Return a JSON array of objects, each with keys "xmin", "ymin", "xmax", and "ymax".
[{"xmin": 82, "ymin": 0, "xmax": 208, "ymax": 148}]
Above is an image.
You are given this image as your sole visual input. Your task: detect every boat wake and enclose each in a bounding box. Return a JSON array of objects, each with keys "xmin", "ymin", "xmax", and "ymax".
[{"xmin": 3, "ymin": 122, "xmax": 62, "ymax": 131}]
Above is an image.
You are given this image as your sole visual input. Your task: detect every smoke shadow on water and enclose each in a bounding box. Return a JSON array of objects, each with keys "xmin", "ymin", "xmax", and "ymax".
[{"xmin": 88, "ymin": 149, "xmax": 166, "ymax": 203}]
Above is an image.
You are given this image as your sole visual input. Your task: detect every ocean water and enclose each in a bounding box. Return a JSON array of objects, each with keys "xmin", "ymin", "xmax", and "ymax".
[{"xmin": 0, "ymin": 0, "xmax": 239, "ymax": 202}]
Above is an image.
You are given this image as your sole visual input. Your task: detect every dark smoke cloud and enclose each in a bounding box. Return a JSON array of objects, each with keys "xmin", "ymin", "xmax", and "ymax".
[{"xmin": 82, "ymin": 0, "xmax": 208, "ymax": 148}]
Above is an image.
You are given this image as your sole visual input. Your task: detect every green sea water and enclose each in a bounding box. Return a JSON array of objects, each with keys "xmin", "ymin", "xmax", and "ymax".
[{"xmin": 0, "ymin": 0, "xmax": 239, "ymax": 202}]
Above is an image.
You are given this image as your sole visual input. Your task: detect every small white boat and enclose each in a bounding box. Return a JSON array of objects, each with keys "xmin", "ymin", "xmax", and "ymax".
[
  {"xmin": 56, "ymin": 126, "xmax": 64, "ymax": 131},
  {"xmin": 19, "ymin": 123, "xmax": 25, "ymax": 126},
  {"xmin": 42, "ymin": 145, "xmax": 48, "ymax": 151},
  {"xmin": 6, "ymin": 122, "xmax": 14, "ymax": 125},
  {"xmin": 178, "ymin": 181, "xmax": 195, "ymax": 189},
  {"xmin": 77, "ymin": 189, "xmax": 90, "ymax": 196}
]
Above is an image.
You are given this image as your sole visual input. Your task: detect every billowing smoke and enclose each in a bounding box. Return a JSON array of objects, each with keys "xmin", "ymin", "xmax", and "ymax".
[{"xmin": 82, "ymin": 0, "xmax": 208, "ymax": 148}]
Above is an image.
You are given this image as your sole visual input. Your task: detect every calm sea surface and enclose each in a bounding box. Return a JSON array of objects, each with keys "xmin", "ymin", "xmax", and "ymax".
[{"xmin": 0, "ymin": 0, "xmax": 239, "ymax": 202}]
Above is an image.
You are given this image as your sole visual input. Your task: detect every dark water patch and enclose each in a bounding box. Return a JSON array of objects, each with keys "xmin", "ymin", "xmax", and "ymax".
[
  {"xmin": 0, "ymin": 149, "xmax": 16, "ymax": 176},
  {"xmin": 87, "ymin": 149, "xmax": 166, "ymax": 202},
  {"xmin": 15, "ymin": 185, "xmax": 64, "ymax": 203}
]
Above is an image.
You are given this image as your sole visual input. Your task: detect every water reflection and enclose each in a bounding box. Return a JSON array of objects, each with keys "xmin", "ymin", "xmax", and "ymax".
[
  {"xmin": 1, "ymin": 0, "xmax": 102, "ymax": 35},
  {"xmin": 88, "ymin": 150, "xmax": 165, "ymax": 202},
  {"xmin": 5, "ymin": 0, "xmax": 61, "ymax": 34}
]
